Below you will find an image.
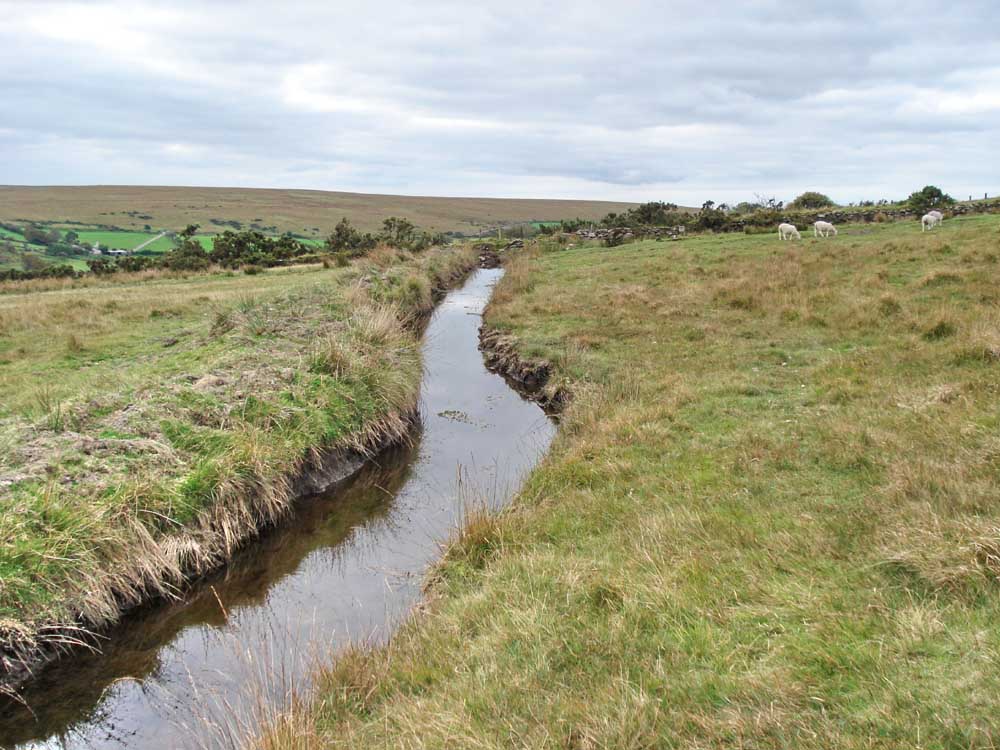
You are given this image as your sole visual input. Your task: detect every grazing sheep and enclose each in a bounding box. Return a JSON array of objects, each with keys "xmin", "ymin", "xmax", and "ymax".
[
  {"xmin": 928, "ymin": 210, "xmax": 944, "ymax": 222},
  {"xmin": 922, "ymin": 213, "xmax": 942, "ymax": 231},
  {"xmin": 778, "ymin": 223, "xmax": 801, "ymax": 240},
  {"xmin": 813, "ymin": 220, "xmax": 838, "ymax": 238}
]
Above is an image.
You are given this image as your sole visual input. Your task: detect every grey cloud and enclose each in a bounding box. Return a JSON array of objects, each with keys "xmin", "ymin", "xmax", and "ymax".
[{"xmin": 1, "ymin": 0, "xmax": 997, "ymax": 203}]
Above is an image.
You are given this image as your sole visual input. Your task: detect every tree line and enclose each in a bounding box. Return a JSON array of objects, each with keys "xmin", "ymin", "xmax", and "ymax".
[
  {"xmin": 0, "ymin": 216, "xmax": 447, "ymax": 282},
  {"xmin": 543, "ymin": 186, "xmax": 957, "ymax": 237}
]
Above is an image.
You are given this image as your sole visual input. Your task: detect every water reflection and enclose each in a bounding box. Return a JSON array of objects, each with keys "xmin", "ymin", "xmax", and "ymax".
[{"xmin": 1, "ymin": 268, "xmax": 556, "ymax": 750}]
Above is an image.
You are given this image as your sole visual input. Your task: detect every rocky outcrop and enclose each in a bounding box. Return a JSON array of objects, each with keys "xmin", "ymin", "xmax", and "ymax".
[{"xmin": 475, "ymin": 239, "xmax": 524, "ymax": 268}]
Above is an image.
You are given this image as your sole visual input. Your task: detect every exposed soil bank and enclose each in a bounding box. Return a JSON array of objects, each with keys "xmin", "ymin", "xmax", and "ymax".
[
  {"xmin": 0, "ymin": 267, "xmax": 555, "ymax": 750},
  {"xmin": 479, "ymin": 327, "xmax": 570, "ymax": 414},
  {"xmin": 1, "ymin": 415, "xmax": 416, "ymax": 691}
]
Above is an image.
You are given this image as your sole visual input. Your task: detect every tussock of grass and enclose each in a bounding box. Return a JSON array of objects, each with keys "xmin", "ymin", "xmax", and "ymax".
[
  {"xmin": 0, "ymin": 244, "xmax": 476, "ymax": 680},
  {"xmin": 255, "ymin": 215, "xmax": 1000, "ymax": 748}
]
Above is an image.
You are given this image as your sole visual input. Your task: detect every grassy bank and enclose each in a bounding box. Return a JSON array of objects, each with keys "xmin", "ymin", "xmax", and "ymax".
[
  {"xmin": 262, "ymin": 214, "xmax": 1000, "ymax": 748},
  {"xmin": 0, "ymin": 244, "xmax": 476, "ymax": 682}
]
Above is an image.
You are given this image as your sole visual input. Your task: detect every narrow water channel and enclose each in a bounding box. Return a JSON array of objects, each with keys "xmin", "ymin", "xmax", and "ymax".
[{"xmin": 0, "ymin": 267, "xmax": 556, "ymax": 749}]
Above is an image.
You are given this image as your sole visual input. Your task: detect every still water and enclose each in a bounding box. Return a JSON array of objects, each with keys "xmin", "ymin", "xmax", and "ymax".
[{"xmin": 0, "ymin": 267, "xmax": 555, "ymax": 749}]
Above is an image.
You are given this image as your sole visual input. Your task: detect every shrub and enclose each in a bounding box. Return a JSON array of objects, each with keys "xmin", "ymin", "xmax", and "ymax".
[
  {"xmin": 21, "ymin": 253, "xmax": 48, "ymax": 272},
  {"xmin": 694, "ymin": 200, "xmax": 727, "ymax": 231},
  {"xmin": 211, "ymin": 230, "xmax": 309, "ymax": 268},
  {"xmin": 86, "ymin": 258, "xmax": 115, "ymax": 275},
  {"xmin": 627, "ymin": 201, "xmax": 679, "ymax": 225},
  {"xmin": 164, "ymin": 238, "xmax": 211, "ymax": 271},
  {"xmin": 599, "ymin": 201, "xmax": 684, "ymax": 230},
  {"xmin": 560, "ymin": 218, "xmax": 587, "ymax": 233},
  {"xmin": 0, "ymin": 263, "xmax": 78, "ymax": 282},
  {"xmin": 115, "ymin": 256, "xmax": 157, "ymax": 273},
  {"xmin": 788, "ymin": 191, "xmax": 835, "ymax": 210},
  {"xmin": 325, "ymin": 217, "xmax": 377, "ymax": 256},
  {"xmin": 381, "ymin": 217, "xmax": 417, "ymax": 248},
  {"xmin": 23, "ymin": 225, "xmax": 52, "ymax": 245},
  {"xmin": 908, "ymin": 185, "xmax": 955, "ymax": 216}
]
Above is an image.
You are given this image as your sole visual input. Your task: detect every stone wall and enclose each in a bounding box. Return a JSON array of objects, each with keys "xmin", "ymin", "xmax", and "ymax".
[
  {"xmin": 575, "ymin": 226, "xmax": 686, "ymax": 243},
  {"xmin": 757, "ymin": 199, "xmax": 1000, "ymax": 229},
  {"xmin": 572, "ymin": 200, "xmax": 1000, "ymax": 242}
]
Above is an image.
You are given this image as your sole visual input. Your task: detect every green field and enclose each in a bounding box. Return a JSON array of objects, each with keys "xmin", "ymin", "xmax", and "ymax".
[
  {"xmin": 55, "ymin": 258, "xmax": 92, "ymax": 271},
  {"xmin": 0, "ymin": 244, "xmax": 477, "ymax": 673},
  {"xmin": 262, "ymin": 215, "xmax": 1000, "ymax": 748},
  {"xmin": 1, "ymin": 225, "xmax": 178, "ymax": 272},
  {"xmin": 72, "ymin": 230, "xmax": 174, "ymax": 253}
]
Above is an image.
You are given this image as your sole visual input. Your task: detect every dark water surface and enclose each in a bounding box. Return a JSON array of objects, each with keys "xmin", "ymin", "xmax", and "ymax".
[{"xmin": 1, "ymin": 267, "xmax": 555, "ymax": 749}]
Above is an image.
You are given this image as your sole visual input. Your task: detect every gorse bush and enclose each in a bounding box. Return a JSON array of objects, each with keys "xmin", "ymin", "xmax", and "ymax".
[
  {"xmin": 324, "ymin": 216, "xmax": 446, "ymax": 256},
  {"xmin": 163, "ymin": 238, "xmax": 212, "ymax": 271},
  {"xmin": 325, "ymin": 217, "xmax": 378, "ymax": 257},
  {"xmin": 601, "ymin": 201, "xmax": 684, "ymax": 229},
  {"xmin": 0, "ymin": 262, "xmax": 78, "ymax": 282},
  {"xmin": 788, "ymin": 191, "xmax": 835, "ymax": 210},
  {"xmin": 908, "ymin": 185, "xmax": 955, "ymax": 215},
  {"xmin": 381, "ymin": 216, "xmax": 416, "ymax": 247},
  {"xmin": 211, "ymin": 230, "xmax": 310, "ymax": 268}
]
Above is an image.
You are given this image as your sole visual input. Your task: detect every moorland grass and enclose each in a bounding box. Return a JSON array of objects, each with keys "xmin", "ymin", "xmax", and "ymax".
[
  {"xmin": 0, "ymin": 185, "xmax": 637, "ymax": 236},
  {"xmin": 256, "ymin": 214, "xmax": 1000, "ymax": 748},
  {"xmin": 0, "ymin": 244, "xmax": 476, "ymax": 677}
]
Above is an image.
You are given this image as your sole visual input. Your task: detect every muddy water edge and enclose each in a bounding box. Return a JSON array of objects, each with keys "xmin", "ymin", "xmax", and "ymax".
[{"xmin": 0, "ymin": 266, "xmax": 556, "ymax": 749}]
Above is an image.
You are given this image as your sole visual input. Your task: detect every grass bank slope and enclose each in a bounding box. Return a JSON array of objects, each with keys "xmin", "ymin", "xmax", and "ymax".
[
  {"xmin": 263, "ymin": 215, "xmax": 1000, "ymax": 748},
  {"xmin": 0, "ymin": 244, "xmax": 476, "ymax": 683},
  {"xmin": 0, "ymin": 186, "xmax": 636, "ymax": 236}
]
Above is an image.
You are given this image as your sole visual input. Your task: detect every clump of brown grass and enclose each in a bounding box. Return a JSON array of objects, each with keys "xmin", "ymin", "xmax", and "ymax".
[
  {"xmin": 359, "ymin": 244, "xmax": 407, "ymax": 271},
  {"xmin": 878, "ymin": 293, "xmax": 903, "ymax": 316},
  {"xmin": 882, "ymin": 516, "xmax": 1000, "ymax": 591},
  {"xmin": 922, "ymin": 317, "xmax": 958, "ymax": 340},
  {"xmin": 953, "ymin": 315, "xmax": 1000, "ymax": 363},
  {"xmin": 436, "ymin": 500, "xmax": 508, "ymax": 578},
  {"xmin": 487, "ymin": 245, "xmax": 536, "ymax": 308},
  {"xmin": 65, "ymin": 333, "xmax": 84, "ymax": 353},
  {"xmin": 920, "ymin": 270, "xmax": 963, "ymax": 287}
]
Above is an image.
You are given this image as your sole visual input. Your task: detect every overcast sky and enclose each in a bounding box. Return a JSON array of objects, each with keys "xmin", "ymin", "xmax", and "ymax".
[{"xmin": 2, "ymin": 0, "xmax": 998, "ymax": 205}]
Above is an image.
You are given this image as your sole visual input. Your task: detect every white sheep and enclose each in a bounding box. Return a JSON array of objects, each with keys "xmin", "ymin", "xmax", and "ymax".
[
  {"xmin": 928, "ymin": 210, "xmax": 944, "ymax": 222},
  {"xmin": 921, "ymin": 213, "xmax": 941, "ymax": 231},
  {"xmin": 813, "ymin": 220, "xmax": 838, "ymax": 238},
  {"xmin": 778, "ymin": 223, "xmax": 801, "ymax": 240}
]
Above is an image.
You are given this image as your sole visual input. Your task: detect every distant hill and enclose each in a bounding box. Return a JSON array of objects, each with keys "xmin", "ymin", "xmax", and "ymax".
[{"xmin": 0, "ymin": 186, "xmax": 638, "ymax": 237}]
